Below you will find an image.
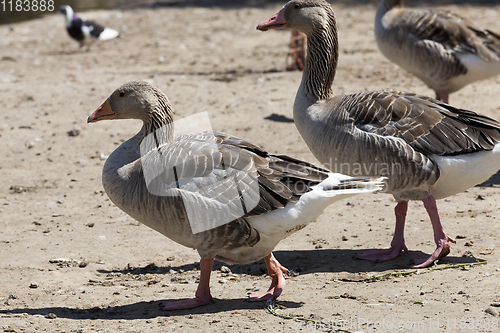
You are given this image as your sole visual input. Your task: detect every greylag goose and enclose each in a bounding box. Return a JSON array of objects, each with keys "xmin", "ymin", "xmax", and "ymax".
[
  {"xmin": 59, "ymin": 5, "xmax": 119, "ymax": 50},
  {"xmin": 257, "ymin": 0, "xmax": 500, "ymax": 268},
  {"xmin": 87, "ymin": 80, "xmax": 385, "ymax": 310},
  {"xmin": 375, "ymin": 0, "xmax": 500, "ymax": 103}
]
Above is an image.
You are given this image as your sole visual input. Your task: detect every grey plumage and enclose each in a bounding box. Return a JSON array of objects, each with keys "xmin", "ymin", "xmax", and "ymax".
[
  {"xmin": 101, "ymin": 127, "xmax": 329, "ymax": 262},
  {"xmin": 88, "ymin": 80, "xmax": 386, "ymax": 308},
  {"xmin": 375, "ymin": 0, "xmax": 500, "ymax": 102},
  {"xmin": 257, "ymin": 0, "xmax": 500, "ymax": 200},
  {"xmin": 257, "ymin": 0, "xmax": 500, "ymax": 268},
  {"xmin": 89, "ymin": 80, "xmax": 384, "ymax": 264}
]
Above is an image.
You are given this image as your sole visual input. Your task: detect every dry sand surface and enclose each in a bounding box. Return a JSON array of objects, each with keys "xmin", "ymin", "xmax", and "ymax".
[{"xmin": 1, "ymin": 1, "xmax": 500, "ymax": 332}]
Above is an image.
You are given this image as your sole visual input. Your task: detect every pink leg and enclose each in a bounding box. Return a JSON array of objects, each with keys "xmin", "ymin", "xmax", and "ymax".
[
  {"xmin": 160, "ymin": 258, "xmax": 215, "ymax": 310},
  {"xmin": 413, "ymin": 196, "xmax": 455, "ymax": 268},
  {"xmin": 436, "ymin": 89, "xmax": 449, "ymax": 104},
  {"xmin": 248, "ymin": 253, "xmax": 288, "ymax": 302},
  {"xmin": 356, "ymin": 201, "xmax": 409, "ymax": 262}
]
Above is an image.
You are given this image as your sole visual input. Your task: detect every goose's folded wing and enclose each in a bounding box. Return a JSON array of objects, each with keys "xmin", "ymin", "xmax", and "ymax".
[
  {"xmin": 139, "ymin": 131, "xmax": 328, "ymax": 234},
  {"xmin": 345, "ymin": 90, "xmax": 500, "ymax": 156},
  {"xmin": 399, "ymin": 9, "xmax": 500, "ymax": 61}
]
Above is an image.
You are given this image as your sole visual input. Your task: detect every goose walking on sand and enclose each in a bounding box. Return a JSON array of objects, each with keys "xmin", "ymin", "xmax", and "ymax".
[
  {"xmin": 87, "ymin": 81, "xmax": 385, "ymax": 310},
  {"xmin": 257, "ymin": 0, "xmax": 500, "ymax": 268},
  {"xmin": 375, "ymin": 0, "xmax": 500, "ymax": 104}
]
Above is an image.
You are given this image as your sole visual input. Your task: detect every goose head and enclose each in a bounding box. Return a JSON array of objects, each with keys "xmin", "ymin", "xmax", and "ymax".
[
  {"xmin": 256, "ymin": 0, "xmax": 333, "ymax": 35},
  {"xmin": 88, "ymin": 81, "xmax": 174, "ymax": 125},
  {"xmin": 258, "ymin": 0, "xmax": 338, "ymax": 102}
]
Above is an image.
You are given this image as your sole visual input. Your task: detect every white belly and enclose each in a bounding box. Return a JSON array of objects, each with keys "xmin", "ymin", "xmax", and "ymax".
[
  {"xmin": 430, "ymin": 143, "xmax": 500, "ymax": 199},
  {"xmin": 448, "ymin": 54, "xmax": 500, "ymax": 93}
]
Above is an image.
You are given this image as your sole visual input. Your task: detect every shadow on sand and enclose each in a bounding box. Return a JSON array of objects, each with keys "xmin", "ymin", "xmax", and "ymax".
[{"xmin": 0, "ymin": 248, "xmax": 484, "ymax": 319}]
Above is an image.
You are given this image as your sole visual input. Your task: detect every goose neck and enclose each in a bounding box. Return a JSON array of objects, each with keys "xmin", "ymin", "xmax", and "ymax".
[
  {"xmin": 137, "ymin": 100, "xmax": 176, "ymax": 154},
  {"xmin": 300, "ymin": 14, "xmax": 339, "ymax": 103}
]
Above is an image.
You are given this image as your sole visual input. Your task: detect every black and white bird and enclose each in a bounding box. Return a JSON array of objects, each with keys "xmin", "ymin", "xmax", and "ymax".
[{"xmin": 58, "ymin": 5, "xmax": 119, "ymax": 50}]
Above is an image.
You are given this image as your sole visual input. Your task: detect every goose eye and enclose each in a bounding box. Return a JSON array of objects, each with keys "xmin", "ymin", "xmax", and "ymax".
[
  {"xmin": 118, "ymin": 91, "xmax": 125, "ymax": 97},
  {"xmin": 294, "ymin": 4, "xmax": 301, "ymax": 9}
]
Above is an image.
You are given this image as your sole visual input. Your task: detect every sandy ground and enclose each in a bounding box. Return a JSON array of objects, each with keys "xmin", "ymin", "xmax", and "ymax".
[{"xmin": 1, "ymin": 1, "xmax": 500, "ymax": 332}]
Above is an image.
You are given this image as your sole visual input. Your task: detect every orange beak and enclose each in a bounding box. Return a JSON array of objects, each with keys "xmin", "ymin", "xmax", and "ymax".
[
  {"xmin": 87, "ymin": 98, "xmax": 116, "ymax": 123},
  {"xmin": 256, "ymin": 7, "xmax": 288, "ymax": 31}
]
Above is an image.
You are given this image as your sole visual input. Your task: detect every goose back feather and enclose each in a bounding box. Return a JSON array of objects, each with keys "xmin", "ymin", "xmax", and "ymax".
[{"xmin": 375, "ymin": 0, "xmax": 500, "ymax": 99}]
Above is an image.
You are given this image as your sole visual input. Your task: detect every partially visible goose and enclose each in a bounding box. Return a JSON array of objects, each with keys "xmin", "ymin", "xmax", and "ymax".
[
  {"xmin": 58, "ymin": 5, "xmax": 119, "ymax": 50},
  {"xmin": 87, "ymin": 81, "xmax": 385, "ymax": 310},
  {"xmin": 287, "ymin": 30, "xmax": 307, "ymax": 71},
  {"xmin": 257, "ymin": 0, "xmax": 500, "ymax": 268},
  {"xmin": 375, "ymin": 0, "xmax": 500, "ymax": 103}
]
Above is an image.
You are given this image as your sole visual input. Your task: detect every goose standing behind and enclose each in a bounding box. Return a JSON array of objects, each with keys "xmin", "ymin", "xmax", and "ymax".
[
  {"xmin": 287, "ymin": 30, "xmax": 307, "ymax": 71},
  {"xmin": 257, "ymin": 0, "xmax": 500, "ymax": 268},
  {"xmin": 87, "ymin": 81, "xmax": 384, "ymax": 310},
  {"xmin": 58, "ymin": 5, "xmax": 119, "ymax": 51},
  {"xmin": 375, "ymin": 0, "xmax": 500, "ymax": 104}
]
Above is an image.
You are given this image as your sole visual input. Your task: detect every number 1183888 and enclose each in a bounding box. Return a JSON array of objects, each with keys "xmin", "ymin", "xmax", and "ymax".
[{"xmin": 1, "ymin": 0, "xmax": 55, "ymax": 11}]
